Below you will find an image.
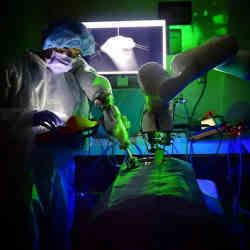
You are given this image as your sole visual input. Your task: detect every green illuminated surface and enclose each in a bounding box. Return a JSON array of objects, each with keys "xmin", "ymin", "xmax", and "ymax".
[
  {"xmin": 108, "ymin": 158, "xmax": 195, "ymax": 208},
  {"xmin": 169, "ymin": 25, "xmax": 196, "ymax": 51},
  {"xmin": 144, "ymin": 95, "xmax": 162, "ymax": 112},
  {"xmin": 144, "ymin": 168, "xmax": 190, "ymax": 196},
  {"xmin": 215, "ymin": 27, "xmax": 228, "ymax": 35},
  {"xmin": 193, "ymin": 11, "xmax": 198, "ymax": 17},
  {"xmin": 92, "ymin": 75, "xmax": 112, "ymax": 93},
  {"xmin": 203, "ymin": 10, "xmax": 209, "ymax": 17},
  {"xmin": 111, "ymin": 105, "xmax": 130, "ymax": 148},
  {"xmin": 167, "ymin": 4, "xmax": 232, "ymax": 122},
  {"xmin": 32, "ymin": 184, "xmax": 39, "ymax": 201},
  {"xmin": 105, "ymin": 94, "xmax": 114, "ymax": 106},
  {"xmin": 212, "ymin": 14, "xmax": 228, "ymax": 24},
  {"xmin": 153, "ymin": 149, "xmax": 165, "ymax": 165}
]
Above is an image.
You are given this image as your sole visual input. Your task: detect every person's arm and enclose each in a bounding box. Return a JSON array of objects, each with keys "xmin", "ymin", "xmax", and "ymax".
[
  {"xmin": 0, "ymin": 61, "xmax": 35, "ymax": 144},
  {"xmin": 0, "ymin": 59, "xmax": 37, "ymax": 216},
  {"xmin": 72, "ymin": 58, "xmax": 130, "ymax": 148}
]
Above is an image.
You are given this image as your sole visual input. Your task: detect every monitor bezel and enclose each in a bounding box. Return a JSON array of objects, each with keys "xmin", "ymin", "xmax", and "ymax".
[{"xmin": 82, "ymin": 20, "xmax": 167, "ymax": 75}]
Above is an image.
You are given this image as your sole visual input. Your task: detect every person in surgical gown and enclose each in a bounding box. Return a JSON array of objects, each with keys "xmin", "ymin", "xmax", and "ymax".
[{"xmin": 0, "ymin": 19, "xmax": 129, "ymax": 250}]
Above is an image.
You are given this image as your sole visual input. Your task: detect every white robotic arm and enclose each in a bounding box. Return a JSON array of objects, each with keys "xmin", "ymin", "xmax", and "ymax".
[{"xmin": 138, "ymin": 35, "xmax": 238, "ymax": 132}]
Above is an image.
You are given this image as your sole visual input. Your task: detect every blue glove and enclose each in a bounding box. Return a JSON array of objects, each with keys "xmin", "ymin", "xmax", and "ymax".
[{"xmin": 32, "ymin": 110, "xmax": 63, "ymax": 129}]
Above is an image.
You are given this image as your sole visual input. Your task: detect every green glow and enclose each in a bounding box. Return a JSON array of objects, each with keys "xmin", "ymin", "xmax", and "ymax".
[
  {"xmin": 153, "ymin": 149, "xmax": 164, "ymax": 165},
  {"xmin": 167, "ymin": 55, "xmax": 175, "ymax": 74},
  {"xmin": 144, "ymin": 95, "xmax": 162, "ymax": 111},
  {"xmin": 193, "ymin": 11, "xmax": 198, "ymax": 17},
  {"xmin": 105, "ymin": 94, "xmax": 114, "ymax": 106},
  {"xmin": 144, "ymin": 160, "xmax": 190, "ymax": 196},
  {"xmin": 145, "ymin": 172, "xmax": 190, "ymax": 196},
  {"xmin": 32, "ymin": 184, "xmax": 39, "ymax": 201},
  {"xmin": 112, "ymin": 105, "xmax": 130, "ymax": 148},
  {"xmin": 109, "ymin": 159, "xmax": 192, "ymax": 204},
  {"xmin": 109, "ymin": 162, "xmax": 141, "ymax": 194},
  {"xmin": 203, "ymin": 10, "xmax": 208, "ymax": 16},
  {"xmin": 212, "ymin": 14, "xmax": 228, "ymax": 24},
  {"xmin": 168, "ymin": 25, "xmax": 198, "ymax": 73},
  {"xmin": 169, "ymin": 25, "xmax": 196, "ymax": 51},
  {"xmin": 191, "ymin": 23, "xmax": 204, "ymax": 45},
  {"xmin": 92, "ymin": 75, "xmax": 112, "ymax": 93},
  {"xmin": 215, "ymin": 27, "xmax": 228, "ymax": 35}
]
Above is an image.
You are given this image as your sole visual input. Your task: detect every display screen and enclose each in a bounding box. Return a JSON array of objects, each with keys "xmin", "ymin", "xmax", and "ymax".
[{"xmin": 82, "ymin": 20, "xmax": 167, "ymax": 75}]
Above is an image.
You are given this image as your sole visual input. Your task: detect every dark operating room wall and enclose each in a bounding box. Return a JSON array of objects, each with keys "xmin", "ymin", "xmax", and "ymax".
[
  {"xmin": 1, "ymin": 0, "xmax": 89, "ymax": 64},
  {"xmin": 2, "ymin": 0, "xmax": 250, "ymax": 129},
  {"xmin": 222, "ymin": 0, "xmax": 250, "ymax": 119}
]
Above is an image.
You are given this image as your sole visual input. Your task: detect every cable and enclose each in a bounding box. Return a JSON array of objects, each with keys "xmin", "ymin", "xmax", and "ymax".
[
  {"xmin": 196, "ymin": 123, "xmax": 225, "ymax": 154},
  {"xmin": 173, "ymin": 95, "xmax": 190, "ymax": 123},
  {"xmin": 190, "ymin": 80, "xmax": 207, "ymax": 122},
  {"xmin": 188, "ymin": 139, "xmax": 194, "ymax": 163},
  {"xmin": 88, "ymin": 99, "xmax": 95, "ymax": 155},
  {"xmin": 131, "ymin": 143, "xmax": 143, "ymax": 155},
  {"xmin": 185, "ymin": 129, "xmax": 192, "ymax": 161},
  {"xmin": 215, "ymin": 133, "xmax": 224, "ymax": 154},
  {"xmin": 185, "ymin": 134, "xmax": 189, "ymax": 161},
  {"xmin": 87, "ymin": 136, "xmax": 91, "ymax": 155}
]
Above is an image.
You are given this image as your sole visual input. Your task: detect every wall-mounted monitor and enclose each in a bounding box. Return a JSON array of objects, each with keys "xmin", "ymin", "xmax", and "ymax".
[{"xmin": 82, "ymin": 20, "xmax": 167, "ymax": 75}]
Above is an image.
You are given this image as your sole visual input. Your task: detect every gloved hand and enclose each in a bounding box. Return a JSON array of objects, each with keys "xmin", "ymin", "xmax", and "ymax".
[{"xmin": 32, "ymin": 110, "xmax": 63, "ymax": 129}]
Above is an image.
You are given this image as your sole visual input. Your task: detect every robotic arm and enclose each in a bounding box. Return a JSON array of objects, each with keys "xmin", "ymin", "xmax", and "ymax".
[
  {"xmin": 73, "ymin": 58, "xmax": 130, "ymax": 149},
  {"xmin": 137, "ymin": 34, "xmax": 238, "ymax": 133}
]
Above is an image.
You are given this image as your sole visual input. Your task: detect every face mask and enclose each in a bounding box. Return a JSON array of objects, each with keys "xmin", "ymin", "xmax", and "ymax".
[{"xmin": 46, "ymin": 50, "xmax": 74, "ymax": 74}]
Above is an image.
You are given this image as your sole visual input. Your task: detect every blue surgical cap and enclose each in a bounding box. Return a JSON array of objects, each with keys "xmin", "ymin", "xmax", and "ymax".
[{"xmin": 42, "ymin": 19, "xmax": 95, "ymax": 56}]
